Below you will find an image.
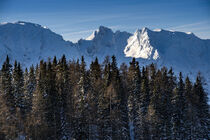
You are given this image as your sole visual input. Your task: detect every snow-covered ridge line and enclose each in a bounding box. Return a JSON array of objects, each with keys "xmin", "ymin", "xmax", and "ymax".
[{"xmin": 0, "ymin": 21, "xmax": 209, "ymax": 95}]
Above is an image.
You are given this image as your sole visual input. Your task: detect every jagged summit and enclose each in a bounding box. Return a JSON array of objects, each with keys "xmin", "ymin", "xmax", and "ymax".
[
  {"xmin": 0, "ymin": 22, "xmax": 209, "ymax": 93},
  {"xmin": 98, "ymin": 25, "xmax": 113, "ymax": 32},
  {"xmin": 124, "ymin": 27, "xmax": 156, "ymax": 60},
  {"xmin": 142, "ymin": 27, "xmax": 150, "ymax": 32},
  {"xmin": 86, "ymin": 26, "xmax": 115, "ymax": 41},
  {"xmin": 79, "ymin": 26, "xmax": 131, "ymax": 60}
]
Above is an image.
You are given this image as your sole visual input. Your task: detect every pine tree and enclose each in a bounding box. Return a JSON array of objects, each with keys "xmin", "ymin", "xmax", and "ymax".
[
  {"xmin": 127, "ymin": 58, "xmax": 141, "ymax": 140},
  {"xmin": 88, "ymin": 57, "xmax": 102, "ymax": 139},
  {"xmin": 72, "ymin": 56, "xmax": 89, "ymax": 139},
  {"xmin": 159, "ymin": 67, "xmax": 173, "ymax": 139},
  {"xmin": 193, "ymin": 73, "xmax": 209, "ymax": 139},
  {"xmin": 0, "ymin": 56, "xmax": 17, "ymax": 139},
  {"xmin": 184, "ymin": 76, "xmax": 197, "ymax": 139},
  {"xmin": 12, "ymin": 61, "xmax": 26, "ymax": 138},
  {"xmin": 148, "ymin": 70, "xmax": 162, "ymax": 139},
  {"xmin": 98, "ymin": 61, "xmax": 111, "ymax": 139},
  {"xmin": 0, "ymin": 55, "xmax": 209, "ymax": 139},
  {"xmin": 1, "ymin": 56, "xmax": 16, "ymax": 113},
  {"xmin": 110, "ymin": 56, "xmax": 129, "ymax": 139},
  {"xmin": 12, "ymin": 61, "xmax": 25, "ymax": 115},
  {"xmin": 56, "ymin": 55, "xmax": 72, "ymax": 139},
  {"xmin": 24, "ymin": 65, "xmax": 36, "ymax": 113},
  {"xmin": 172, "ymin": 72, "xmax": 188, "ymax": 140},
  {"xmin": 30, "ymin": 61, "xmax": 48, "ymax": 139},
  {"xmin": 135, "ymin": 66, "xmax": 150, "ymax": 139}
]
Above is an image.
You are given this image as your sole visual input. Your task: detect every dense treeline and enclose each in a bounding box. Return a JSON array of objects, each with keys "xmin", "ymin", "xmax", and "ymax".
[{"xmin": 0, "ymin": 55, "xmax": 209, "ymax": 140}]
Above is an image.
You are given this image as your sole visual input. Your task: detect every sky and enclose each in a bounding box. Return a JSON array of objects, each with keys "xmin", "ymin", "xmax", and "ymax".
[{"xmin": 0, "ymin": 0, "xmax": 210, "ymax": 42}]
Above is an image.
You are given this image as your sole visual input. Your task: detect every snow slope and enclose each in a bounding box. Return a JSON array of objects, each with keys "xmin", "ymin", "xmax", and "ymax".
[
  {"xmin": 124, "ymin": 27, "xmax": 210, "ymax": 93},
  {"xmin": 0, "ymin": 21, "xmax": 209, "ymax": 93},
  {"xmin": 76, "ymin": 26, "xmax": 131, "ymax": 63},
  {"xmin": 124, "ymin": 28, "xmax": 210, "ymax": 79},
  {"xmin": 0, "ymin": 21, "xmax": 79, "ymax": 67}
]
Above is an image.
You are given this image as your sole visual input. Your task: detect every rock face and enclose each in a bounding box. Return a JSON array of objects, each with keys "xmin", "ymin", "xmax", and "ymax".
[
  {"xmin": 77, "ymin": 26, "xmax": 132, "ymax": 63},
  {"xmin": 0, "ymin": 21, "xmax": 210, "ymax": 92}
]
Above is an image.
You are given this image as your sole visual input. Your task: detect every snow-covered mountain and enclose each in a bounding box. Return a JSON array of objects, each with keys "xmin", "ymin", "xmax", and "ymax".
[
  {"xmin": 123, "ymin": 27, "xmax": 210, "ymax": 92},
  {"xmin": 125, "ymin": 27, "xmax": 210, "ymax": 75},
  {"xmin": 0, "ymin": 21, "xmax": 210, "ymax": 92},
  {"xmin": 0, "ymin": 21, "xmax": 79, "ymax": 67},
  {"xmin": 76, "ymin": 26, "xmax": 131, "ymax": 63}
]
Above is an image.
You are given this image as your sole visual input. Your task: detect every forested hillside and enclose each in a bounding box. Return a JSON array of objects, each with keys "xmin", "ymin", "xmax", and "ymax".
[{"xmin": 0, "ymin": 55, "xmax": 209, "ymax": 140}]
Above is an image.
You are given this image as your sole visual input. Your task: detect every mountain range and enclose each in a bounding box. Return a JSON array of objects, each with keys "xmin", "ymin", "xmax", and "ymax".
[{"xmin": 0, "ymin": 21, "xmax": 209, "ymax": 93}]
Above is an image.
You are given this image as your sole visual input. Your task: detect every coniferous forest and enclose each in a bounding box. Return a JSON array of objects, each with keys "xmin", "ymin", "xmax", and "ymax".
[{"xmin": 0, "ymin": 55, "xmax": 209, "ymax": 140}]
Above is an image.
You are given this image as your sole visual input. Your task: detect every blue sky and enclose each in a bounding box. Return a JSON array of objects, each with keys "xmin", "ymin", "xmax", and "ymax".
[{"xmin": 1, "ymin": 0, "xmax": 210, "ymax": 42}]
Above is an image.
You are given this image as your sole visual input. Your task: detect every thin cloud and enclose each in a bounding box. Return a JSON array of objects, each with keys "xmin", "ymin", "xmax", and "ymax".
[
  {"xmin": 167, "ymin": 21, "xmax": 210, "ymax": 39},
  {"xmin": 168, "ymin": 21, "xmax": 209, "ymax": 30},
  {"xmin": 62, "ymin": 25, "xmax": 120, "ymax": 37},
  {"xmin": 62, "ymin": 29, "xmax": 95, "ymax": 36}
]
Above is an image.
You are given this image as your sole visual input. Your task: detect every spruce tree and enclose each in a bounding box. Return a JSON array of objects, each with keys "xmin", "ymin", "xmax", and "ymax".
[
  {"xmin": 193, "ymin": 73, "xmax": 209, "ymax": 139},
  {"xmin": 88, "ymin": 57, "xmax": 102, "ymax": 139},
  {"xmin": 0, "ymin": 55, "xmax": 209, "ymax": 139},
  {"xmin": 24, "ymin": 65, "xmax": 36, "ymax": 113},
  {"xmin": 0, "ymin": 56, "xmax": 17, "ymax": 139},
  {"xmin": 1, "ymin": 56, "xmax": 15, "ymax": 113},
  {"xmin": 12, "ymin": 61, "xmax": 25, "ymax": 115},
  {"xmin": 148, "ymin": 70, "xmax": 162, "ymax": 139},
  {"xmin": 184, "ymin": 76, "xmax": 197, "ymax": 139},
  {"xmin": 98, "ymin": 61, "xmax": 111, "ymax": 139},
  {"xmin": 30, "ymin": 61, "xmax": 48, "ymax": 139},
  {"xmin": 12, "ymin": 61, "xmax": 26, "ymax": 138},
  {"xmin": 56, "ymin": 55, "xmax": 72, "ymax": 139},
  {"xmin": 110, "ymin": 55, "xmax": 129, "ymax": 139},
  {"xmin": 172, "ymin": 72, "xmax": 188, "ymax": 140},
  {"xmin": 72, "ymin": 56, "xmax": 89, "ymax": 139},
  {"xmin": 127, "ymin": 58, "xmax": 140, "ymax": 140},
  {"xmin": 135, "ymin": 66, "xmax": 150, "ymax": 139}
]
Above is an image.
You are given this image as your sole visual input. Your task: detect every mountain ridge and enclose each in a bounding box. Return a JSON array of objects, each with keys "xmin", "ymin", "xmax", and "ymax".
[{"xmin": 0, "ymin": 21, "xmax": 209, "ymax": 93}]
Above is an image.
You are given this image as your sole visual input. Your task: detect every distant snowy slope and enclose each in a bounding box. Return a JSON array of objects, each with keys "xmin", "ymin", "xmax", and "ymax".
[
  {"xmin": 125, "ymin": 27, "xmax": 210, "ymax": 70},
  {"xmin": 0, "ymin": 21, "xmax": 209, "ymax": 93},
  {"xmin": 0, "ymin": 21, "xmax": 79, "ymax": 67},
  {"xmin": 124, "ymin": 27, "xmax": 210, "ymax": 92},
  {"xmin": 77, "ymin": 26, "xmax": 131, "ymax": 63}
]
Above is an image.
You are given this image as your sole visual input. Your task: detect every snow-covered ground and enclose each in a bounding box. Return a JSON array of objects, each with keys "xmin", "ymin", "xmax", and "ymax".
[{"xmin": 0, "ymin": 21, "xmax": 210, "ymax": 95}]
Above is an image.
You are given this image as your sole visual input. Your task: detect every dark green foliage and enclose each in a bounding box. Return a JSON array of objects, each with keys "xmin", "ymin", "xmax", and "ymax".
[
  {"xmin": 12, "ymin": 61, "xmax": 25, "ymax": 115},
  {"xmin": 0, "ymin": 56, "xmax": 18, "ymax": 139},
  {"xmin": 0, "ymin": 56, "xmax": 209, "ymax": 140},
  {"xmin": 24, "ymin": 65, "xmax": 36, "ymax": 113},
  {"xmin": 171, "ymin": 72, "xmax": 188, "ymax": 139},
  {"xmin": 193, "ymin": 73, "xmax": 209, "ymax": 139}
]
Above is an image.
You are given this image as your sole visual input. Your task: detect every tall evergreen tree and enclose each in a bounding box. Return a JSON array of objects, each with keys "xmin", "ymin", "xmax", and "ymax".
[
  {"xmin": 72, "ymin": 56, "xmax": 89, "ymax": 139},
  {"xmin": 24, "ymin": 65, "xmax": 36, "ymax": 113},
  {"xmin": 172, "ymin": 72, "xmax": 188, "ymax": 140},
  {"xmin": 193, "ymin": 73, "xmax": 209, "ymax": 139},
  {"xmin": 184, "ymin": 76, "xmax": 197, "ymax": 139},
  {"xmin": 127, "ymin": 58, "xmax": 141, "ymax": 140},
  {"xmin": 88, "ymin": 57, "xmax": 102, "ymax": 139},
  {"xmin": 148, "ymin": 70, "xmax": 161, "ymax": 139},
  {"xmin": 12, "ymin": 61, "xmax": 25, "ymax": 115},
  {"xmin": 135, "ymin": 66, "xmax": 150, "ymax": 139},
  {"xmin": 56, "ymin": 55, "xmax": 72, "ymax": 139},
  {"xmin": 0, "ymin": 56, "xmax": 18, "ymax": 139},
  {"xmin": 12, "ymin": 61, "xmax": 26, "ymax": 138},
  {"xmin": 98, "ymin": 61, "xmax": 111, "ymax": 139}
]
